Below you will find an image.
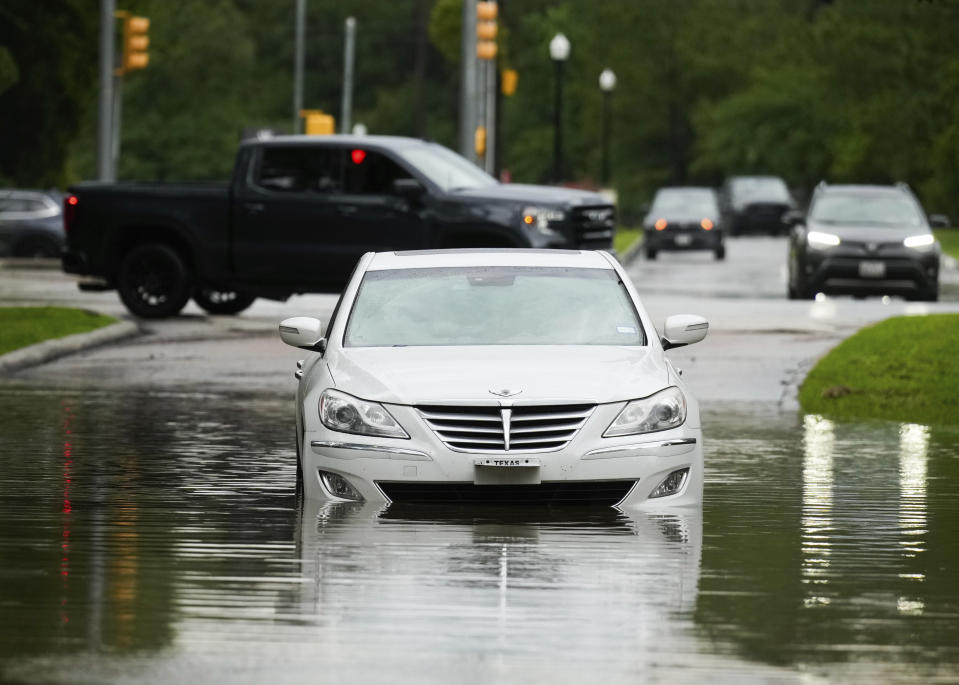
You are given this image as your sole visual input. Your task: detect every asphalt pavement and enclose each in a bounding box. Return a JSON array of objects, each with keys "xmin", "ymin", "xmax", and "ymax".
[{"xmin": 2, "ymin": 237, "xmax": 959, "ymax": 407}]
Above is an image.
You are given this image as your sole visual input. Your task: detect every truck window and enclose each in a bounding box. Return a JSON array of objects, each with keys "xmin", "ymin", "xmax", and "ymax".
[
  {"xmin": 343, "ymin": 149, "xmax": 411, "ymax": 195},
  {"xmin": 255, "ymin": 147, "xmax": 342, "ymax": 193}
]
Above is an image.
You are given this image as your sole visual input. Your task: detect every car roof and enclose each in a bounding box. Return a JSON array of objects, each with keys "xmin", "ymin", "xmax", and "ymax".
[
  {"xmin": 366, "ymin": 249, "xmax": 615, "ymax": 271},
  {"xmin": 656, "ymin": 186, "xmax": 716, "ymax": 194},
  {"xmin": 816, "ymin": 184, "xmax": 909, "ymax": 196},
  {"xmin": 241, "ymin": 134, "xmax": 427, "ymax": 150}
]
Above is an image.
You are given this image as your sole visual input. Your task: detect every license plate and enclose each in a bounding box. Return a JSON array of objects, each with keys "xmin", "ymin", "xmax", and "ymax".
[
  {"xmin": 859, "ymin": 260, "xmax": 886, "ymax": 278},
  {"xmin": 474, "ymin": 457, "xmax": 541, "ymax": 468},
  {"xmin": 674, "ymin": 234, "xmax": 692, "ymax": 246}
]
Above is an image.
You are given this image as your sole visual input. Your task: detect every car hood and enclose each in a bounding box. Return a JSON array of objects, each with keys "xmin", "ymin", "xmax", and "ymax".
[
  {"xmin": 808, "ymin": 220, "xmax": 929, "ymax": 242},
  {"xmin": 454, "ymin": 183, "xmax": 607, "ymax": 207},
  {"xmin": 327, "ymin": 345, "xmax": 668, "ymax": 406}
]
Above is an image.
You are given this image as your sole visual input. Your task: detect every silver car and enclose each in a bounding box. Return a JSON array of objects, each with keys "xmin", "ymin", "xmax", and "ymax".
[
  {"xmin": 279, "ymin": 249, "xmax": 709, "ymax": 509},
  {"xmin": 0, "ymin": 189, "xmax": 65, "ymax": 258}
]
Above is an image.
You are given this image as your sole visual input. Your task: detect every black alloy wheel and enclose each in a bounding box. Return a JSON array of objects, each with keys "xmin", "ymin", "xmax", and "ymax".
[
  {"xmin": 117, "ymin": 242, "xmax": 192, "ymax": 318},
  {"xmin": 193, "ymin": 287, "xmax": 256, "ymax": 315}
]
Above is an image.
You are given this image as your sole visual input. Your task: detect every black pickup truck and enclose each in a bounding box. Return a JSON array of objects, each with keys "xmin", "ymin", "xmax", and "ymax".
[{"xmin": 62, "ymin": 135, "xmax": 615, "ymax": 318}]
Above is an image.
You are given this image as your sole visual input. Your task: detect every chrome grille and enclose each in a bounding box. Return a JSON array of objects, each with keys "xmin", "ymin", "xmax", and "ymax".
[
  {"xmin": 570, "ymin": 205, "xmax": 615, "ymax": 246},
  {"xmin": 417, "ymin": 404, "xmax": 595, "ymax": 453}
]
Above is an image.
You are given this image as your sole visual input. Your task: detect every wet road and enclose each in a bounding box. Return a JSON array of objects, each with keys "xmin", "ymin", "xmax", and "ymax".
[
  {"xmin": 3, "ymin": 239, "xmax": 959, "ymax": 682},
  {"xmin": 1, "ymin": 390, "xmax": 958, "ymax": 684}
]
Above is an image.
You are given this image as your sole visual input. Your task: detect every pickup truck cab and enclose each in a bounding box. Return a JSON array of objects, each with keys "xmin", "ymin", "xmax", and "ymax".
[{"xmin": 63, "ymin": 135, "xmax": 615, "ymax": 318}]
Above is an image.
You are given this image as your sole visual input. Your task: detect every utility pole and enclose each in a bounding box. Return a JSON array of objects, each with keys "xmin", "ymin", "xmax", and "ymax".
[
  {"xmin": 459, "ymin": 0, "xmax": 477, "ymax": 162},
  {"xmin": 293, "ymin": 0, "xmax": 306, "ymax": 134},
  {"xmin": 97, "ymin": 0, "xmax": 116, "ymax": 181},
  {"xmin": 340, "ymin": 17, "xmax": 356, "ymax": 134}
]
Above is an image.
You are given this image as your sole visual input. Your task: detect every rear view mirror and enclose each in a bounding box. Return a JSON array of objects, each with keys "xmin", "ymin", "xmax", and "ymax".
[
  {"xmin": 279, "ymin": 317, "xmax": 324, "ymax": 350},
  {"xmin": 662, "ymin": 315, "xmax": 708, "ymax": 350},
  {"xmin": 393, "ymin": 178, "xmax": 425, "ymax": 199},
  {"xmin": 929, "ymin": 214, "xmax": 951, "ymax": 229}
]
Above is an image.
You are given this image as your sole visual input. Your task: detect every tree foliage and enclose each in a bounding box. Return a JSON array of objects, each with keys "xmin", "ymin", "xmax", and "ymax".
[{"xmin": 5, "ymin": 0, "xmax": 959, "ymax": 221}]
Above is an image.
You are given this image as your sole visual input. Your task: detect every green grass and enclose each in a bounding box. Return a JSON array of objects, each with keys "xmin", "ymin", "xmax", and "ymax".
[
  {"xmin": 0, "ymin": 307, "xmax": 116, "ymax": 356},
  {"xmin": 615, "ymin": 228, "xmax": 643, "ymax": 254},
  {"xmin": 935, "ymin": 229, "xmax": 959, "ymax": 261},
  {"xmin": 799, "ymin": 314, "xmax": 959, "ymax": 425}
]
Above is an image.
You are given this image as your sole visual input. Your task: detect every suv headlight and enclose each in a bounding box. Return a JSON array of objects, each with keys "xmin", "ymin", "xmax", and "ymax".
[
  {"xmin": 603, "ymin": 387, "xmax": 687, "ymax": 437},
  {"xmin": 521, "ymin": 206, "xmax": 566, "ymax": 236},
  {"xmin": 807, "ymin": 231, "xmax": 841, "ymax": 249},
  {"xmin": 903, "ymin": 234, "xmax": 935, "ymax": 250},
  {"xmin": 319, "ymin": 389, "xmax": 409, "ymax": 439}
]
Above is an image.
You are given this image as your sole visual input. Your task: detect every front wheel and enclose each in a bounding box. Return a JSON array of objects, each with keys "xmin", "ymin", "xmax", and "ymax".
[
  {"xmin": 117, "ymin": 242, "xmax": 192, "ymax": 318},
  {"xmin": 193, "ymin": 287, "xmax": 256, "ymax": 315}
]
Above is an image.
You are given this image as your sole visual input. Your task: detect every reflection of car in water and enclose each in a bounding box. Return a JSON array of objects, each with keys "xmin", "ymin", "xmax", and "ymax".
[
  {"xmin": 642, "ymin": 187, "xmax": 725, "ymax": 260},
  {"xmin": 0, "ymin": 188, "xmax": 65, "ymax": 258},
  {"xmin": 720, "ymin": 176, "xmax": 796, "ymax": 236},
  {"xmin": 283, "ymin": 499, "xmax": 702, "ymax": 659},
  {"xmin": 280, "ymin": 249, "xmax": 709, "ymax": 508},
  {"xmin": 787, "ymin": 183, "xmax": 941, "ymax": 301}
]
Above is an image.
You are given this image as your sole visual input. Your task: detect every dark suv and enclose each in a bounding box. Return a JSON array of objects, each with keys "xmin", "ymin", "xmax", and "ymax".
[
  {"xmin": 642, "ymin": 187, "xmax": 724, "ymax": 260},
  {"xmin": 787, "ymin": 183, "xmax": 941, "ymax": 301},
  {"xmin": 721, "ymin": 176, "xmax": 796, "ymax": 235}
]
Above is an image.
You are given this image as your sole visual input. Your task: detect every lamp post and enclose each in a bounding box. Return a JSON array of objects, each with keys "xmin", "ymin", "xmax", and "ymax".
[
  {"xmin": 599, "ymin": 68, "xmax": 616, "ymax": 187},
  {"xmin": 549, "ymin": 32, "xmax": 570, "ymax": 184}
]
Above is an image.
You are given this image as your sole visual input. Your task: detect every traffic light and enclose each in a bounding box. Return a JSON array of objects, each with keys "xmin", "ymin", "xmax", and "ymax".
[
  {"xmin": 476, "ymin": 1, "xmax": 498, "ymax": 60},
  {"xmin": 501, "ymin": 68, "xmax": 518, "ymax": 96},
  {"xmin": 300, "ymin": 109, "xmax": 335, "ymax": 135},
  {"xmin": 115, "ymin": 11, "xmax": 149, "ymax": 75}
]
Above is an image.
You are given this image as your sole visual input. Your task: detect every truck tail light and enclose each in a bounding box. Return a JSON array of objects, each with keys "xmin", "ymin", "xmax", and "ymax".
[{"xmin": 64, "ymin": 195, "xmax": 78, "ymax": 232}]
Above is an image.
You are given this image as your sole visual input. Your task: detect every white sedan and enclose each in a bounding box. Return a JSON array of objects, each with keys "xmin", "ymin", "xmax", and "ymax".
[{"xmin": 279, "ymin": 249, "xmax": 708, "ymax": 508}]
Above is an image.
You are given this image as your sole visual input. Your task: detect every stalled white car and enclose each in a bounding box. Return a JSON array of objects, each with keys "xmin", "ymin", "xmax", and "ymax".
[{"xmin": 280, "ymin": 249, "xmax": 708, "ymax": 508}]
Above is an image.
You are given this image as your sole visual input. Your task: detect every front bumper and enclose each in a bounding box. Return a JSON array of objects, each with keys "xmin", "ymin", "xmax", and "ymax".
[
  {"xmin": 301, "ymin": 403, "xmax": 703, "ymax": 509},
  {"xmin": 803, "ymin": 248, "xmax": 939, "ymax": 296}
]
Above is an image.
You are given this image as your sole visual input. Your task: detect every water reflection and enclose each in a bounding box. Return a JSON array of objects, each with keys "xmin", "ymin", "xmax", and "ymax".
[{"xmin": 2, "ymin": 390, "xmax": 959, "ymax": 683}]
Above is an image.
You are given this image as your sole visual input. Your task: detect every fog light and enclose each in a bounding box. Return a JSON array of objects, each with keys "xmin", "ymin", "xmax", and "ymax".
[
  {"xmin": 319, "ymin": 470, "xmax": 363, "ymax": 501},
  {"xmin": 649, "ymin": 468, "xmax": 689, "ymax": 499}
]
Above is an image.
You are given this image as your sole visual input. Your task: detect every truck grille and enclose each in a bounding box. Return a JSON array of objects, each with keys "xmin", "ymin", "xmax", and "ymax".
[
  {"xmin": 570, "ymin": 205, "xmax": 615, "ymax": 247},
  {"xmin": 417, "ymin": 403, "xmax": 595, "ymax": 453}
]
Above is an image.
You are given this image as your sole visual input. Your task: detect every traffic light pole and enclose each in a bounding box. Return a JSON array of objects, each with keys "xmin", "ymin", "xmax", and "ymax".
[
  {"xmin": 97, "ymin": 0, "xmax": 116, "ymax": 181},
  {"xmin": 459, "ymin": 0, "xmax": 477, "ymax": 162},
  {"xmin": 293, "ymin": 0, "xmax": 306, "ymax": 134},
  {"xmin": 111, "ymin": 75, "xmax": 123, "ymax": 176},
  {"xmin": 340, "ymin": 17, "xmax": 356, "ymax": 134}
]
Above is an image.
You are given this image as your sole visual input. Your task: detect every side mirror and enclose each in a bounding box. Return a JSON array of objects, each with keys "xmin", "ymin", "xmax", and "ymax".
[
  {"xmin": 782, "ymin": 209, "xmax": 805, "ymax": 227},
  {"xmin": 662, "ymin": 314, "xmax": 708, "ymax": 350},
  {"xmin": 929, "ymin": 214, "xmax": 951, "ymax": 229},
  {"xmin": 279, "ymin": 317, "xmax": 325, "ymax": 351},
  {"xmin": 393, "ymin": 177, "xmax": 425, "ymax": 200}
]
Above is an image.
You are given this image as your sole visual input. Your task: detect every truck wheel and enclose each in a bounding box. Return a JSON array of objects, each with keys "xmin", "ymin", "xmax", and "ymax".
[
  {"xmin": 193, "ymin": 287, "xmax": 256, "ymax": 315},
  {"xmin": 117, "ymin": 243, "xmax": 192, "ymax": 318}
]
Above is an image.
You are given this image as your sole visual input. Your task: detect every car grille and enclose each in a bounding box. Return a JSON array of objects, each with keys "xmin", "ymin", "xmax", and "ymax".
[
  {"xmin": 377, "ymin": 480, "xmax": 637, "ymax": 505},
  {"xmin": 416, "ymin": 403, "xmax": 595, "ymax": 453},
  {"xmin": 570, "ymin": 205, "xmax": 615, "ymax": 246}
]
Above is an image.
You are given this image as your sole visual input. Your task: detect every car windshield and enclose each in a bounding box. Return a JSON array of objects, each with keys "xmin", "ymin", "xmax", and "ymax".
[
  {"xmin": 651, "ymin": 189, "xmax": 719, "ymax": 215},
  {"xmin": 344, "ymin": 266, "xmax": 645, "ymax": 347},
  {"xmin": 396, "ymin": 143, "xmax": 498, "ymax": 192},
  {"xmin": 810, "ymin": 194, "xmax": 923, "ymax": 226},
  {"xmin": 730, "ymin": 177, "xmax": 790, "ymax": 202}
]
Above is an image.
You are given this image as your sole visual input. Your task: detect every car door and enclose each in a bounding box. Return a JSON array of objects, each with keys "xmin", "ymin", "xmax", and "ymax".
[{"xmin": 232, "ymin": 144, "xmax": 346, "ymax": 287}]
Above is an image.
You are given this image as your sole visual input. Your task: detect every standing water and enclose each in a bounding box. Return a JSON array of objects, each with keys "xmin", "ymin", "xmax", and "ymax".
[{"xmin": 0, "ymin": 389, "xmax": 957, "ymax": 683}]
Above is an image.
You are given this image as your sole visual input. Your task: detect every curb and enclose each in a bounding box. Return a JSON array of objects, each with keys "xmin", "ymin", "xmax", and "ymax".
[
  {"xmin": 619, "ymin": 237, "xmax": 644, "ymax": 265},
  {"xmin": 0, "ymin": 320, "xmax": 140, "ymax": 375},
  {"xmin": 0, "ymin": 258, "xmax": 61, "ymax": 271}
]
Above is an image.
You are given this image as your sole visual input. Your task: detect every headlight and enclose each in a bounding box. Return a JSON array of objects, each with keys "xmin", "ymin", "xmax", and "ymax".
[
  {"xmin": 603, "ymin": 387, "xmax": 687, "ymax": 437},
  {"xmin": 521, "ymin": 206, "xmax": 566, "ymax": 235},
  {"xmin": 903, "ymin": 234, "xmax": 935, "ymax": 249},
  {"xmin": 319, "ymin": 389, "xmax": 409, "ymax": 439},
  {"xmin": 807, "ymin": 231, "xmax": 841, "ymax": 248}
]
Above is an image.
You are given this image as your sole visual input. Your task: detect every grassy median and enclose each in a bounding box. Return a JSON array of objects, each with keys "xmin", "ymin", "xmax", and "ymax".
[
  {"xmin": 0, "ymin": 307, "xmax": 116, "ymax": 356},
  {"xmin": 935, "ymin": 230, "xmax": 959, "ymax": 261},
  {"xmin": 799, "ymin": 314, "xmax": 959, "ymax": 425},
  {"xmin": 615, "ymin": 228, "xmax": 643, "ymax": 254}
]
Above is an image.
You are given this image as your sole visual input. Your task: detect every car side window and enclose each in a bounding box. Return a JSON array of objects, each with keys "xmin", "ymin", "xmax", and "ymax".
[
  {"xmin": 255, "ymin": 147, "xmax": 343, "ymax": 193},
  {"xmin": 342, "ymin": 149, "xmax": 411, "ymax": 195}
]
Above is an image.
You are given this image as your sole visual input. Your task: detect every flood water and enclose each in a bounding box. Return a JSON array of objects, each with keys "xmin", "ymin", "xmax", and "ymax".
[{"xmin": 1, "ymin": 388, "xmax": 958, "ymax": 684}]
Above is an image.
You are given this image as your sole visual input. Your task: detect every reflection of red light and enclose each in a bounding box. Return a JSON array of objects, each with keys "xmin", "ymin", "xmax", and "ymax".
[{"xmin": 351, "ymin": 149, "xmax": 366, "ymax": 164}]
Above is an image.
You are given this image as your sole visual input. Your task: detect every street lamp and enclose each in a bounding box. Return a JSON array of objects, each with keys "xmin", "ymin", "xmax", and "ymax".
[
  {"xmin": 599, "ymin": 68, "xmax": 616, "ymax": 187},
  {"xmin": 549, "ymin": 32, "xmax": 570, "ymax": 183}
]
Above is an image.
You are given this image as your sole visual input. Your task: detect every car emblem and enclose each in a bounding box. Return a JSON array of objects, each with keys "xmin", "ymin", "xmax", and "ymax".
[
  {"xmin": 867, "ymin": 242, "xmax": 878, "ymax": 252},
  {"xmin": 489, "ymin": 388, "xmax": 522, "ymax": 398}
]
